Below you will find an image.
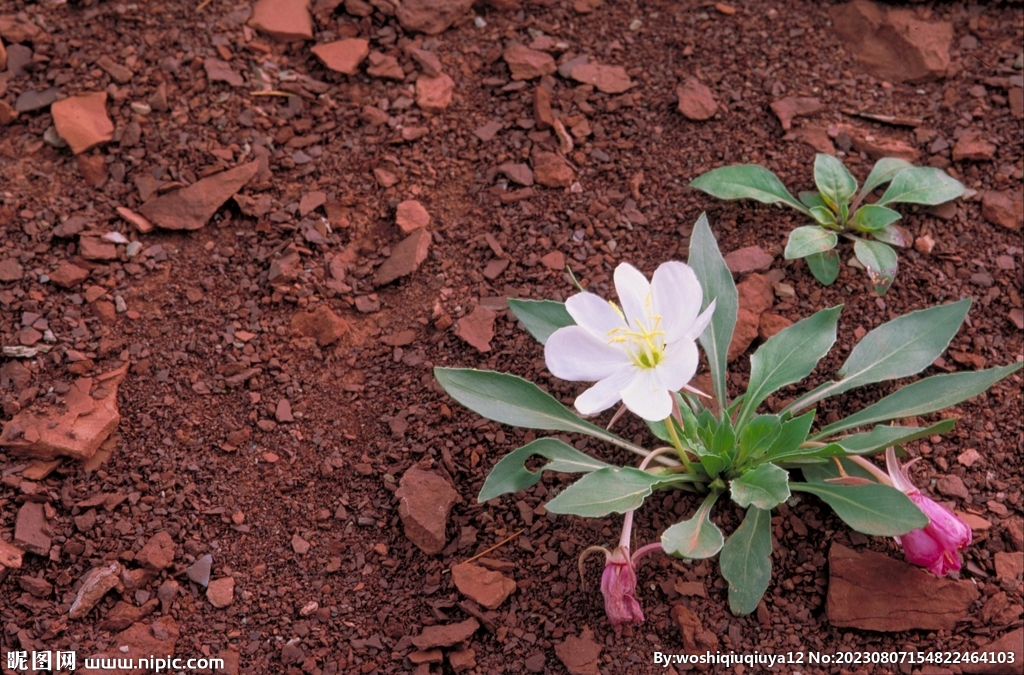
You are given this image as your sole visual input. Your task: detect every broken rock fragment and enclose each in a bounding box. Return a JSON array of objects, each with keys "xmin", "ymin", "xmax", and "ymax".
[
  {"xmin": 311, "ymin": 39, "xmax": 370, "ymax": 75},
  {"xmin": 136, "ymin": 531, "xmax": 175, "ymax": 571},
  {"xmin": 87, "ymin": 618, "xmax": 179, "ymax": 675},
  {"xmin": 396, "ymin": 199, "xmax": 431, "ymax": 233},
  {"xmin": 51, "ymin": 92, "xmax": 115, "ymax": 154},
  {"xmin": 830, "ymin": 0, "xmax": 952, "ymax": 83},
  {"xmin": 411, "ymin": 618, "xmax": 479, "ymax": 649},
  {"xmin": 452, "ymin": 562, "xmax": 516, "ymax": 609},
  {"xmin": 568, "ymin": 63, "xmax": 632, "ymax": 94},
  {"xmin": 69, "ymin": 562, "xmax": 123, "ymax": 619},
  {"xmin": 1, "ymin": 364, "xmax": 128, "ymax": 461},
  {"xmin": 826, "ymin": 543, "xmax": 978, "ymax": 631},
  {"xmin": 981, "ymin": 190, "xmax": 1023, "ymax": 231},
  {"xmin": 137, "ymin": 161, "xmax": 259, "ymax": 230},
  {"xmin": 14, "ymin": 502, "xmax": 51, "ymax": 555},
  {"xmin": 207, "ymin": 577, "xmax": 235, "ymax": 608},
  {"xmin": 376, "ymin": 228, "xmax": 431, "ymax": 285},
  {"xmin": 249, "ymin": 0, "xmax": 313, "ymax": 41},
  {"xmin": 395, "ymin": 0, "xmax": 474, "ymax": 35},
  {"xmin": 396, "ymin": 467, "xmax": 459, "ymax": 554},
  {"xmin": 770, "ymin": 96, "xmax": 822, "ymax": 130},
  {"xmin": 554, "ymin": 632, "xmax": 602, "ymax": 675},
  {"xmin": 503, "ymin": 44, "xmax": 556, "ymax": 80},
  {"xmin": 533, "ymin": 152, "xmax": 573, "ymax": 188},
  {"xmin": 416, "ymin": 73, "xmax": 455, "ymax": 111},
  {"xmin": 676, "ymin": 77, "xmax": 717, "ymax": 121},
  {"xmin": 291, "ymin": 305, "xmax": 349, "ymax": 347},
  {"xmin": 455, "ymin": 306, "xmax": 496, "ymax": 353}
]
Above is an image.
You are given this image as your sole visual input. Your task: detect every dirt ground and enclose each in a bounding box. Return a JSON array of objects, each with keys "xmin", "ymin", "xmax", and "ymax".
[{"xmin": 1, "ymin": 1, "xmax": 1022, "ymax": 674}]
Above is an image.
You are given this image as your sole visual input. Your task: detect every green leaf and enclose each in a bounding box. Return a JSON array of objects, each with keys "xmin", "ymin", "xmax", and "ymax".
[
  {"xmin": 860, "ymin": 157, "xmax": 914, "ymax": 197},
  {"xmin": 806, "ymin": 249, "xmax": 840, "ymax": 285},
  {"xmin": 810, "ymin": 206, "xmax": 838, "ymax": 227},
  {"xmin": 478, "ymin": 438, "xmax": 610, "ymax": 502},
  {"xmin": 719, "ymin": 507, "xmax": 772, "ymax": 616},
  {"xmin": 712, "ymin": 414, "xmax": 737, "ymax": 465},
  {"xmin": 828, "ymin": 420, "xmax": 956, "ymax": 456},
  {"xmin": 814, "ymin": 154, "xmax": 858, "ymax": 209},
  {"xmin": 688, "ymin": 213, "xmax": 738, "ymax": 409},
  {"xmin": 661, "ymin": 491, "xmax": 724, "ymax": 559},
  {"xmin": 731, "ymin": 463, "xmax": 791, "ymax": 510},
  {"xmin": 786, "ymin": 300, "xmax": 972, "ymax": 414},
  {"xmin": 507, "ymin": 299, "xmax": 574, "ymax": 345},
  {"xmin": 784, "ymin": 226, "xmax": 838, "ymax": 260},
  {"xmin": 854, "ymin": 238, "xmax": 898, "ymax": 295},
  {"xmin": 545, "ymin": 467, "xmax": 681, "ymax": 517},
  {"xmin": 433, "ymin": 368, "xmax": 646, "ymax": 456},
  {"xmin": 790, "ymin": 482, "xmax": 927, "ymax": 536},
  {"xmin": 868, "ymin": 225, "xmax": 909, "ymax": 249},
  {"xmin": 812, "ymin": 363, "xmax": 1023, "ymax": 438},
  {"xmin": 737, "ymin": 415, "xmax": 782, "ymax": 464},
  {"xmin": 800, "ymin": 457, "xmax": 880, "ymax": 484},
  {"xmin": 799, "ymin": 191, "xmax": 828, "ymax": 210},
  {"xmin": 740, "ymin": 306, "xmax": 842, "ymax": 425},
  {"xmin": 877, "ymin": 166, "xmax": 965, "ymax": 206},
  {"xmin": 852, "ymin": 204, "xmax": 902, "ymax": 231},
  {"xmin": 761, "ymin": 411, "xmax": 816, "ymax": 463},
  {"xmin": 690, "ymin": 165, "xmax": 810, "ymax": 214}
]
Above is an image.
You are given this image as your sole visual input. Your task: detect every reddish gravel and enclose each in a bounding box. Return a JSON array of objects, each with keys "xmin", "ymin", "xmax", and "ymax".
[{"xmin": 1, "ymin": 1, "xmax": 1022, "ymax": 674}]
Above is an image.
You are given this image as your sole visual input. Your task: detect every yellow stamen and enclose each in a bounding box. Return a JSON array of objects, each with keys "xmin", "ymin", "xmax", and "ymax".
[{"xmin": 607, "ymin": 307, "xmax": 665, "ymax": 369}]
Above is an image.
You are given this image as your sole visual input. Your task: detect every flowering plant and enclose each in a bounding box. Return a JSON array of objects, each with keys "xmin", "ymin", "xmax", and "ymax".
[
  {"xmin": 434, "ymin": 215, "xmax": 1020, "ymax": 622},
  {"xmin": 690, "ymin": 155, "xmax": 964, "ymax": 294}
]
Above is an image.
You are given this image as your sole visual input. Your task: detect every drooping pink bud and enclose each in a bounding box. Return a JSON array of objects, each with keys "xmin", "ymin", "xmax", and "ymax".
[
  {"xmin": 886, "ymin": 448, "xmax": 971, "ymax": 577},
  {"xmin": 898, "ymin": 493, "xmax": 972, "ymax": 576},
  {"xmin": 600, "ymin": 546, "xmax": 645, "ymax": 627}
]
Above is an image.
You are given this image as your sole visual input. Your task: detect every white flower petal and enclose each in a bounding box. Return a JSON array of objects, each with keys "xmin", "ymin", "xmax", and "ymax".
[
  {"xmin": 565, "ymin": 292, "xmax": 628, "ymax": 338},
  {"xmin": 655, "ymin": 339, "xmax": 699, "ymax": 392},
  {"xmin": 614, "ymin": 263, "xmax": 652, "ymax": 331},
  {"xmin": 621, "ymin": 368, "xmax": 672, "ymax": 421},
  {"xmin": 575, "ymin": 366, "xmax": 636, "ymax": 415},
  {"xmin": 545, "ymin": 326, "xmax": 631, "ymax": 382},
  {"xmin": 683, "ymin": 299, "xmax": 716, "ymax": 341},
  {"xmin": 651, "ymin": 261, "xmax": 703, "ymax": 342}
]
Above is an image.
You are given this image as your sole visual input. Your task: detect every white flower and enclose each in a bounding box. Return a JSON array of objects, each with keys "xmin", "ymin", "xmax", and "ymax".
[{"xmin": 545, "ymin": 261, "xmax": 715, "ymax": 422}]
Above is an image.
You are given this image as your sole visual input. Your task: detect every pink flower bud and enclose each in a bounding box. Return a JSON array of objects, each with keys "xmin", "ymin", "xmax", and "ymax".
[
  {"xmin": 600, "ymin": 547, "xmax": 645, "ymax": 627},
  {"xmin": 898, "ymin": 493, "xmax": 972, "ymax": 576},
  {"xmin": 886, "ymin": 448, "xmax": 971, "ymax": 577}
]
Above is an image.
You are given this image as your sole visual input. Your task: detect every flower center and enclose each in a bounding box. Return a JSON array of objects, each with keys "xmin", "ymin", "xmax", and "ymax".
[{"xmin": 607, "ymin": 313, "xmax": 665, "ymax": 370}]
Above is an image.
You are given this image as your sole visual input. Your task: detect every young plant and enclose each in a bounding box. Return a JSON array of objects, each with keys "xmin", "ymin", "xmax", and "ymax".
[
  {"xmin": 434, "ymin": 214, "xmax": 1020, "ymax": 622},
  {"xmin": 690, "ymin": 155, "xmax": 965, "ymax": 294}
]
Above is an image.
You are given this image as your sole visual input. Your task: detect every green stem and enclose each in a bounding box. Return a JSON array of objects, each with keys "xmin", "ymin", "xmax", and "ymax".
[{"xmin": 664, "ymin": 414, "xmax": 695, "ymax": 474}]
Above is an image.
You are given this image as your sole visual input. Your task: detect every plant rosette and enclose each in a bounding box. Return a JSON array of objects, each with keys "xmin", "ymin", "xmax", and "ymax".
[
  {"xmin": 690, "ymin": 155, "xmax": 965, "ymax": 294},
  {"xmin": 434, "ymin": 214, "xmax": 1020, "ymax": 624}
]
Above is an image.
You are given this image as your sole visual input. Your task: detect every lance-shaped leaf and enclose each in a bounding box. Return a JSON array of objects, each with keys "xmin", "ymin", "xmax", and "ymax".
[
  {"xmin": 872, "ymin": 223, "xmax": 910, "ymax": 248},
  {"xmin": 760, "ymin": 410, "xmax": 816, "ymax": 463},
  {"xmin": 791, "ymin": 482, "xmax": 927, "ymax": 535},
  {"xmin": 799, "ymin": 191, "xmax": 828, "ymax": 210},
  {"xmin": 810, "ymin": 205, "xmax": 838, "ymax": 227},
  {"xmin": 812, "ymin": 363, "xmax": 1023, "ymax": 438},
  {"xmin": 739, "ymin": 306, "xmax": 841, "ymax": 425},
  {"xmin": 688, "ymin": 213, "xmax": 737, "ymax": 409},
  {"xmin": 814, "ymin": 154, "xmax": 858, "ymax": 208},
  {"xmin": 730, "ymin": 463, "xmax": 791, "ymax": 510},
  {"xmin": 825, "ymin": 420, "xmax": 955, "ymax": 456},
  {"xmin": 507, "ymin": 299, "xmax": 574, "ymax": 345},
  {"xmin": 433, "ymin": 368, "xmax": 657, "ymax": 460},
  {"xmin": 737, "ymin": 415, "xmax": 782, "ymax": 464},
  {"xmin": 478, "ymin": 438, "xmax": 610, "ymax": 502},
  {"xmin": 860, "ymin": 157, "xmax": 913, "ymax": 197},
  {"xmin": 690, "ymin": 165, "xmax": 810, "ymax": 214},
  {"xmin": 854, "ymin": 238, "xmax": 898, "ymax": 295},
  {"xmin": 852, "ymin": 204, "xmax": 902, "ymax": 231},
  {"xmin": 800, "ymin": 457, "xmax": 880, "ymax": 484},
  {"xmin": 806, "ymin": 249, "xmax": 840, "ymax": 285},
  {"xmin": 877, "ymin": 167, "xmax": 965, "ymax": 206},
  {"xmin": 545, "ymin": 467, "xmax": 685, "ymax": 517},
  {"xmin": 661, "ymin": 491, "xmax": 724, "ymax": 559},
  {"xmin": 719, "ymin": 507, "xmax": 772, "ymax": 616},
  {"xmin": 786, "ymin": 299, "xmax": 972, "ymax": 414},
  {"xmin": 785, "ymin": 226, "xmax": 838, "ymax": 260}
]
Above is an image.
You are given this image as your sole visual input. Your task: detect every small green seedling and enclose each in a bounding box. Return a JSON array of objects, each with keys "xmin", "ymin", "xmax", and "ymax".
[{"xmin": 690, "ymin": 155, "xmax": 964, "ymax": 294}]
